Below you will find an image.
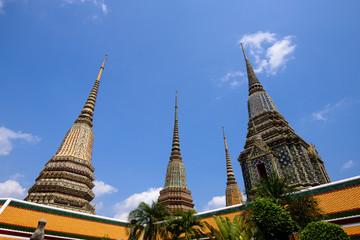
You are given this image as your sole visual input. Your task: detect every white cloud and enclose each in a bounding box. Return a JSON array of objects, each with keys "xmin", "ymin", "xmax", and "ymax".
[
  {"xmin": 95, "ymin": 201, "xmax": 104, "ymax": 212},
  {"xmin": 203, "ymin": 195, "xmax": 226, "ymax": 211},
  {"xmin": 341, "ymin": 160, "xmax": 355, "ymax": 172},
  {"xmin": 93, "ymin": 180, "xmax": 118, "ymax": 197},
  {"xmin": 10, "ymin": 173, "xmax": 25, "ymax": 181},
  {"xmin": 218, "ymin": 71, "xmax": 246, "ymax": 89},
  {"xmin": 0, "ymin": 127, "xmax": 40, "ymax": 156},
  {"xmin": 0, "ymin": 180, "xmax": 26, "ymax": 198},
  {"xmin": 64, "ymin": 0, "xmax": 86, "ymax": 4},
  {"xmin": 101, "ymin": 3, "xmax": 107, "ymax": 14},
  {"xmin": 239, "ymin": 31, "xmax": 296, "ymax": 75},
  {"xmin": 311, "ymin": 98, "xmax": 347, "ymax": 123},
  {"xmin": 240, "ymin": 32, "xmax": 276, "ymax": 50},
  {"xmin": 63, "ymin": 0, "xmax": 108, "ymax": 14},
  {"xmin": 113, "ymin": 187, "xmax": 162, "ymax": 221},
  {"xmin": 0, "ymin": 0, "xmax": 4, "ymax": 13}
]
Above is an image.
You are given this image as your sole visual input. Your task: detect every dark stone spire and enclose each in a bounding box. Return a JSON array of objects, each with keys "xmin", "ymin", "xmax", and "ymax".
[
  {"xmin": 241, "ymin": 43, "xmax": 264, "ymax": 96},
  {"xmin": 241, "ymin": 43, "xmax": 279, "ymax": 119},
  {"xmin": 158, "ymin": 92, "xmax": 194, "ymax": 212},
  {"xmin": 238, "ymin": 46, "xmax": 330, "ymax": 193}
]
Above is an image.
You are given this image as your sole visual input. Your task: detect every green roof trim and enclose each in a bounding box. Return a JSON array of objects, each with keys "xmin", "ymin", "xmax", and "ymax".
[
  {"xmin": 8, "ymin": 200, "xmax": 129, "ymax": 227},
  {"xmin": 0, "ymin": 200, "xmax": 6, "ymax": 205},
  {"xmin": 195, "ymin": 177, "xmax": 360, "ymax": 220},
  {"xmin": 196, "ymin": 203, "xmax": 251, "ymax": 219},
  {"xmin": 325, "ymin": 209, "xmax": 360, "ymax": 220},
  {"xmin": 350, "ymin": 236, "xmax": 360, "ymax": 240},
  {"xmin": 292, "ymin": 177, "xmax": 360, "ymax": 199}
]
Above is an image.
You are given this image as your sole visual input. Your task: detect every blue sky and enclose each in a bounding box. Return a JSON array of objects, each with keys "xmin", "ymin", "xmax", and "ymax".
[{"xmin": 0, "ymin": 0, "xmax": 359, "ymax": 220}]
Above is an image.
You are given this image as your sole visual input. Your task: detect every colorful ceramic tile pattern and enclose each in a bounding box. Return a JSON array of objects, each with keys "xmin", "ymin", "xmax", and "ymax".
[
  {"xmin": 24, "ymin": 55, "xmax": 107, "ymax": 214},
  {"xmin": 238, "ymin": 45, "xmax": 331, "ymax": 193}
]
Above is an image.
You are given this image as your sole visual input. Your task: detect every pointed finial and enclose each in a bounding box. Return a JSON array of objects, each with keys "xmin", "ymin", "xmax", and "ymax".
[
  {"xmin": 241, "ymin": 43, "xmax": 264, "ymax": 96},
  {"xmin": 240, "ymin": 42, "xmax": 248, "ymax": 60},
  {"xmin": 96, "ymin": 54, "xmax": 107, "ymax": 81},
  {"xmin": 222, "ymin": 126, "xmax": 228, "ymax": 150},
  {"xmin": 175, "ymin": 91, "xmax": 178, "ymax": 108},
  {"xmin": 171, "ymin": 91, "xmax": 181, "ymax": 153},
  {"xmin": 222, "ymin": 126, "xmax": 236, "ymax": 183},
  {"xmin": 75, "ymin": 55, "xmax": 107, "ymax": 127}
]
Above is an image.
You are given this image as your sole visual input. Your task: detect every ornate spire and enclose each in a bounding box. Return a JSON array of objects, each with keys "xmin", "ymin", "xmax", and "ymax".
[
  {"xmin": 238, "ymin": 45, "xmax": 331, "ymax": 194},
  {"xmin": 241, "ymin": 44, "xmax": 278, "ymax": 119},
  {"xmin": 222, "ymin": 126, "xmax": 237, "ymax": 184},
  {"xmin": 171, "ymin": 91, "xmax": 180, "ymax": 153},
  {"xmin": 222, "ymin": 126, "xmax": 244, "ymax": 206},
  {"xmin": 25, "ymin": 55, "xmax": 108, "ymax": 214},
  {"xmin": 158, "ymin": 92, "xmax": 194, "ymax": 212},
  {"xmin": 241, "ymin": 43, "xmax": 264, "ymax": 96},
  {"xmin": 75, "ymin": 54, "xmax": 107, "ymax": 127}
]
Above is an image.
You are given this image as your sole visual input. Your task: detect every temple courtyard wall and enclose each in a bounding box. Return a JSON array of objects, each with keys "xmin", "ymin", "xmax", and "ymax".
[{"xmin": 0, "ymin": 176, "xmax": 359, "ymax": 239}]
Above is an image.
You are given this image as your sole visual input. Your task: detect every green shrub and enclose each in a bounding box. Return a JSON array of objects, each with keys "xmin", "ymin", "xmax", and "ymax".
[
  {"xmin": 300, "ymin": 221, "xmax": 349, "ymax": 240},
  {"xmin": 252, "ymin": 198, "xmax": 293, "ymax": 240}
]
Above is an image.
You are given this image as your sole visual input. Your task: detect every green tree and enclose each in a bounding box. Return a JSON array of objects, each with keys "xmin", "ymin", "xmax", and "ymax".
[
  {"xmin": 247, "ymin": 173, "xmax": 295, "ymax": 206},
  {"xmin": 286, "ymin": 196, "xmax": 323, "ymax": 230},
  {"xmin": 166, "ymin": 210, "xmax": 204, "ymax": 240},
  {"xmin": 249, "ymin": 174, "xmax": 323, "ymax": 231},
  {"xmin": 300, "ymin": 222, "xmax": 349, "ymax": 240},
  {"xmin": 252, "ymin": 198, "xmax": 294, "ymax": 240},
  {"xmin": 128, "ymin": 201, "xmax": 171, "ymax": 240},
  {"xmin": 204, "ymin": 213, "xmax": 253, "ymax": 240}
]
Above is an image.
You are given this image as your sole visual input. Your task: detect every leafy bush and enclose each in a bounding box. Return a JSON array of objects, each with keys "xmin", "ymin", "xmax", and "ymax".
[
  {"xmin": 300, "ymin": 221, "xmax": 349, "ymax": 240},
  {"xmin": 248, "ymin": 174, "xmax": 324, "ymax": 231},
  {"xmin": 204, "ymin": 213, "xmax": 253, "ymax": 240},
  {"xmin": 166, "ymin": 209, "xmax": 204, "ymax": 240},
  {"xmin": 286, "ymin": 196, "xmax": 323, "ymax": 231},
  {"xmin": 252, "ymin": 198, "xmax": 293, "ymax": 240}
]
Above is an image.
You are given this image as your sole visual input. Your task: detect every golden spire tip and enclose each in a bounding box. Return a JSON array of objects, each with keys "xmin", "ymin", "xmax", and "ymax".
[
  {"xmin": 240, "ymin": 42, "xmax": 248, "ymax": 60},
  {"xmin": 175, "ymin": 91, "xmax": 178, "ymax": 105}
]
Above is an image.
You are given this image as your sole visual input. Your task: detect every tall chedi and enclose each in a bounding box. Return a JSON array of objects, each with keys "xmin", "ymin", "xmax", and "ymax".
[
  {"xmin": 25, "ymin": 55, "xmax": 107, "ymax": 214},
  {"xmin": 158, "ymin": 92, "xmax": 194, "ymax": 212},
  {"xmin": 222, "ymin": 127, "xmax": 244, "ymax": 206},
  {"xmin": 238, "ymin": 43, "xmax": 330, "ymax": 194}
]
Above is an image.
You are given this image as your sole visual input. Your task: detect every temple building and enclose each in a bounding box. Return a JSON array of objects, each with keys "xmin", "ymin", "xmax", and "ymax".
[
  {"xmin": 24, "ymin": 55, "xmax": 107, "ymax": 214},
  {"xmin": 158, "ymin": 92, "xmax": 194, "ymax": 212},
  {"xmin": 222, "ymin": 127, "xmax": 244, "ymax": 206},
  {"xmin": 238, "ymin": 43, "xmax": 330, "ymax": 193},
  {"xmin": 1, "ymin": 52, "xmax": 359, "ymax": 240}
]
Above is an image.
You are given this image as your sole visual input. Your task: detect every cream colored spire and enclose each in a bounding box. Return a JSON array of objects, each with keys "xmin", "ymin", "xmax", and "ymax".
[{"xmin": 75, "ymin": 54, "xmax": 107, "ymax": 127}]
